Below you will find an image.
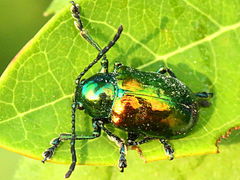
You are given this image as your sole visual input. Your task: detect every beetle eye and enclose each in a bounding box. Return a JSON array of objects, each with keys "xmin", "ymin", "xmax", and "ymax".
[
  {"xmin": 80, "ymin": 79, "xmax": 86, "ymax": 84},
  {"xmin": 75, "ymin": 79, "xmax": 85, "ymax": 85},
  {"xmin": 75, "ymin": 79, "xmax": 79, "ymax": 85},
  {"xmin": 77, "ymin": 102, "xmax": 84, "ymax": 110}
]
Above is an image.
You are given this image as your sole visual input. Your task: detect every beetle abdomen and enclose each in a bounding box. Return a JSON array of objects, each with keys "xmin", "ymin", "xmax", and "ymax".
[
  {"xmin": 111, "ymin": 93, "xmax": 197, "ymax": 138},
  {"xmin": 111, "ymin": 66, "xmax": 199, "ymax": 138}
]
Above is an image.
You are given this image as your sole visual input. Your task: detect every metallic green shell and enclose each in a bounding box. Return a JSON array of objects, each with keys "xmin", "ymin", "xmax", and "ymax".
[
  {"xmin": 111, "ymin": 66, "xmax": 198, "ymax": 138},
  {"xmin": 77, "ymin": 65, "xmax": 198, "ymax": 139},
  {"xmin": 77, "ymin": 74, "xmax": 117, "ymax": 118}
]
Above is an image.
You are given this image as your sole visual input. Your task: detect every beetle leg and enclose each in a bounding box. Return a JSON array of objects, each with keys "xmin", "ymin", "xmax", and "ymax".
[
  {"xmin": 126, "ymin": 137, "xmax": 174, "ymax": 160},
  {"xmin": 126, "ymin": 137, "xmax": 156, "ymax": 146},
  {"xmin": 66, "ymin": 119, "xmax": 102, "ymax": 178},
  {"xmin": 195, "ymin": 92, "xmax": 213, "ymax": 98},
  {"xmin": 127, "ymin": 137, "xmax": 174, "ymax": 160},
  {"xmin": 42, "ymin": 131, "xmax": 101, "ymax": 162},
  {"xmin": 195, "ymin": 92, "xmax": 213, "ymax": 107},
  {"xmin": 42, "ymin": 137, "xmax": 61, "ymax": 163},
  {"xmin": 157, "ymin": 67, "xmax": 177, "ymax": 78},
  {"xmin": 70, "ymin": 1, "xmax": 108, "ymax": 73},
  {"xmin": 127, "ymin": 132, "xmax": 139, "ymax": 144},
  {"xmin": 159, "ymin": 139, "xmax": 174, "ymax": 160},
  {"xmin": 98, "ymin": 122, "xmax": 127, "ymax": 172},
  {"xmin": 42, "ymin": 120, "xmax": 101, "ymax": 178}
]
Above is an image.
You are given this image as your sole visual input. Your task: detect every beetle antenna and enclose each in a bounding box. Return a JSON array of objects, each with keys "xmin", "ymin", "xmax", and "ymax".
[
  {"xmin": 65, "ymin": 25, "xmax": 123, "ymax": 178},
  {"xmin": 75, "ymin": 25, "xmax": 123, "ymax": 84}
]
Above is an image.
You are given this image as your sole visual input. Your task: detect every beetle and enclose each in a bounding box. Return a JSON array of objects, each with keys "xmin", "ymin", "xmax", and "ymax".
[{"xmin": 42, "ymin": 1, "xmax": 213, "ymax": 178}]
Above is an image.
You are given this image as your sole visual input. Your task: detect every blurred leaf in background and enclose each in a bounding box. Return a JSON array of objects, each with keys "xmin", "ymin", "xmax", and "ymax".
[{"xmin": 0, "ymin": 0, "xmax": 52, "ymax": 74}]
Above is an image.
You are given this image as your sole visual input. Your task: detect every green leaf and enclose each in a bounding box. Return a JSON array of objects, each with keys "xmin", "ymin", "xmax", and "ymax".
[
  {"xmin": 44, "ymin": 0, "xmax": 69, "ymax": 16},
  {"xmin": 0, "ymin": 0, "xmax": 240, "ymax": 166},
  {"xmin": 13, "ymin": 132, "xmax": 240, "ymax": 179}
]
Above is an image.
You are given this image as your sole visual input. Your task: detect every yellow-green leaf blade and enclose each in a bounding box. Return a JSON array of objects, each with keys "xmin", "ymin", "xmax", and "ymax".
[{"xmin": 0, "ymin": 0, "xmax": 240, "ymax": 165}]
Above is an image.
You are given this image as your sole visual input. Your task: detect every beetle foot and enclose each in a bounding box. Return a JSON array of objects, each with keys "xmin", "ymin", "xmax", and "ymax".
[
  {"xmin": 119, "ymin": 157, "xmax": 127, "ymax": 172},
  {"xmin": 165, "ymin": 145, "xmax": 174, "ymax": 160},
  {"xmin": 42, "ymin": 146, "xmax": 55, "ymax": 163},
  {"xmin": 160, "ymin": 139, "xmax": 174, "ymax": 160}
]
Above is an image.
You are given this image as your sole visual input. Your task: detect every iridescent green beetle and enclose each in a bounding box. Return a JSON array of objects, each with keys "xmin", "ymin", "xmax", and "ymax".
[{"xmin": 42, "ymin": 1, "xmax": 213, "ymax": 178}]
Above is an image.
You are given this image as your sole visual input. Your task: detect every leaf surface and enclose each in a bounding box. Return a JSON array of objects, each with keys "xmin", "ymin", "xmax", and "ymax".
[
  {"xmin": 0, "ymin": 0, "xmax": 240, "ymax": 165},
  {"xmin": 44, "ymin": 0, "xmax": 69, "ymax": 16},
  {"xmin": 13, "ymin": 132, "xmax": 240, "ymax": 180}
]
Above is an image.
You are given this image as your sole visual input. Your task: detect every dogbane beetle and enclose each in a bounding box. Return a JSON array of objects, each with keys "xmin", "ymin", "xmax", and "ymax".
[{"xmin": 42, "ymin": 1, "xmax": 213, "ymax": 178}]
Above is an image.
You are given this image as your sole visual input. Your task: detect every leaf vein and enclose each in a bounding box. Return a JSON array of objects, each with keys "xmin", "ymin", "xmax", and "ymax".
[
  {"xmin": 182, "ymin": 0, "xmax": 222, "ymax": 28},
  {"xmin": 0, "ymin": 94, "xmax": 73, "ymax": 124},
  {"xmin": 138, "ymin": 21, "xmax": 240, "ymax": 69}
]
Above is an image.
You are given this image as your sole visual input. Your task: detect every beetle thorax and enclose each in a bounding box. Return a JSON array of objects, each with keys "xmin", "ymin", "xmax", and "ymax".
[{"xmin": 77, "ymin": 74, "xmax": 117, "ymax": 118}]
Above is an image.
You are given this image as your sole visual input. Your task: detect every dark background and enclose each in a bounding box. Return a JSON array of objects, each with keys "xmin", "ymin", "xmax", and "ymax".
[{"xmin": 0, "ymin": 0, "xmax": 52, "ymax": 74}]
